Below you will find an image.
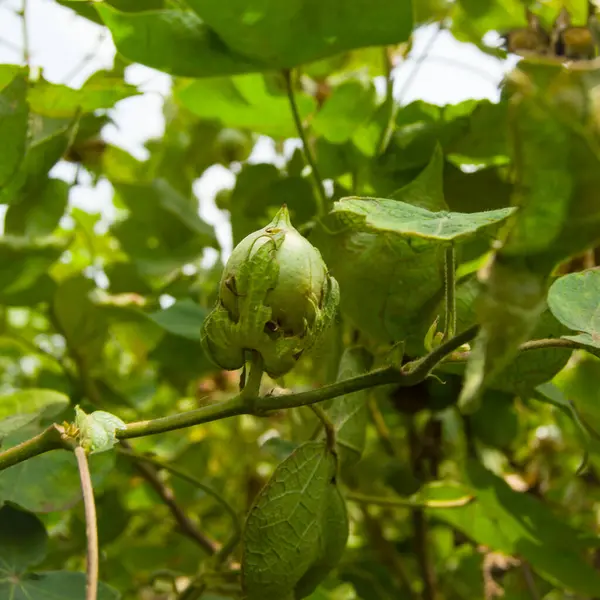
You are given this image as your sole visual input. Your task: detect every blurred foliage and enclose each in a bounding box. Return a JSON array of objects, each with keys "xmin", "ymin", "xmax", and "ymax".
[{"xmin": 2, "ymin": 0, "xmax": 600, "ymax": 599}]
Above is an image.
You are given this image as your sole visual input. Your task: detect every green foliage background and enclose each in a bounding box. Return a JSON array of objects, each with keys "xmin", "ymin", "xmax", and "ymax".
[{"xmin": 3, "ymin": 0, "xmax": 600, "ymax": 599}]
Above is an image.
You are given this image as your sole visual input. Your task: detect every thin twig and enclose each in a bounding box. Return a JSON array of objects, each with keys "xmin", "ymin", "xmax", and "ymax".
[
  {"xmin": 310, "ymin": 404, "xmax": 337, "ymax": 453},
  {"xmin": 409, "ymin": 420, "xmax": 438, "ymax": 600},
  {"xmin": 397, "ymin": 24, "xmax": 444, "ymax": 106},
  {"xmin": 367, "ymin": 396, "xmax": 397, "ymax": 457},
  {"xmin": 75, "ymin": 446, "xmax": 99, "ymax": 600},
  {"xmin": 63, "ymin": 31, "xmax": 107, "ymax": 85},
  {"xmin": 450, "ymin": 336, "xmax": 593, "ymax": 363},
  {"xmin": 283, "ymin": 68, "xmax": 329, "ymax": 215},
  {"xmin": 118, "ymin": 446, "xmax": 241, "ymax": 563},
  {"xmin": 19, "ymin": 0, "xmax": 29, "ymax": 68},
  {"xmin": 346, "ymin": 491, "xmax": 473, "ymax": 509},
  {"xmin": 443, "ymin": 244, "xmax": 457, "ymax": 340},
  {"xmin": 521, "ymin": 562, "xmax": 541, "ymax": 600},
  {"xmin": 123, "ymin": 441, "xmax": 219, "ymax": 556},
  {"xmin": 375, "ymin": 46, "xmax": 398, "ymax": 156},
  {"xmin": 360, "ymin": 506, "xmax": 419, "ymax": 600}
]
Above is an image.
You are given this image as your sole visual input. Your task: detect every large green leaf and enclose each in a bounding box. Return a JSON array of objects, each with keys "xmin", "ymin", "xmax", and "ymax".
[
  {"xmin": 0, "ymin": 119, "xmax": 76, "ymax": 206},
  {"xmin": 548, "ymin": 268, "xmax": 600, "ymax": 351},
  {"xmin": 330, "ymin": 197, "xmax": 514, "ymax": 244},
  {"xmin": 460, "ymin": 60, "xmax": 600, "ymax": 410},
  {"xmin": 0, "ymin": 389, "xmax": 69, "ymax": 437},
  {"xmin": 242, "ymin": 441, "xmax": 348, "ymax": 600},
  {"xmin": 0, "ymin": 506, "xmax": 119, "ymax": 597},
  {"xmin": 4, "ymin": 178, "xmax": 70, "ymax": 236},
  {"xmin": 176, "ymin": 74, "xmax": 316, "ymax": 138},
  {"xmin": 0, "ymin": 504, "xmax": 47, "ymax": 573},
  {"xmin": 0, "ymin": 572, "xmax": 120, "ymax": 600},
  {"xmin": 389, "ymin": 144, "xmax": 448, "ymax": 212},
  {"xmin": 317, "ymin": 149, "xmax": 513, "ymax": 346},
  {"xmin": 0, "ymin": 236, "xmax": 68, "ymax": 298},
  {"xmin": 0, "ymin": 71, "xmax": 29, "ymax": 189},
  {"xmin": 28, "ymin": 73, "xmax": 138, "ymax": 118},
  {"xmin": 553, "ymin": 353, "xmax": 600, "ymax": 437},
  {"xmin": 100, "ymin": 1, "xmax": 412, "ymax": 77},
  {"xmin": 111, "ymin": 179, "xmax": 217, "ymax": 277},
  {"xmin": 148, "ymin": 298, "xmax": 208, "ymax": 341},
  {"xmin": 430, "ymin": 461, "xmax": 600, "ymax": 595},
  {"xmin": 312, "ymin": 80, "xmax": 378, "ymax": 145},
  {"xmin": 0, "ymin": 427, "xmax": 114, "ymax": 513},
  {"xmin": 186, "ymin": 0, "xmax": 413, "ymax": 68},
  {"xmin": 229, "ymin": 164, "xmax": 318, "ymax": 244},
  {"xmin": 323, "ymin": 347, "xmax": 372, "ymax": 467},
  {"xmin": 97, "ymin": 6, "xmax": 260, "ymax": 77},
  {"xmin": 53, "ymin": 275, "xmax": 108, "ymax": 367},
  {"xmin": 315, "ymin": 225, "xmax": 444, "ymax": 345}
]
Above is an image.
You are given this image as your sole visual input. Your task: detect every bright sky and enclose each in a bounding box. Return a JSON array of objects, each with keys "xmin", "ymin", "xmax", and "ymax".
[{"xmin": 0, "ymin": 0, "xmax": 517, "ymax": 259}]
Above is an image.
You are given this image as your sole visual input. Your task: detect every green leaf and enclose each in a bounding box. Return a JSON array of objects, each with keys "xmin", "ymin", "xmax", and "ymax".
[
  {"xmin": 74, "ymin": 406, "xmax": 126, "ymax": 455},
  {"xmin": 451, "ymin": 0, "xmax": 526, "ymax": 46},
  {"xmin": 53, "ymin": 275, "xmax": 108, "ymax": 367},
  {"xmin": 0, "ymin": 71, "xmax": 29, "ymax": 189},
  {"xmin": 312, "ymin": 80, "xmax": 378, "ymax": 144},
  {"xmin": 28, "ymin": 73, "xmax": 139, "ymax": 118},
  {"xmin": 98, "ymin": 5, "xmax": 260, "ymax": 78},
  {"xmin": 0, "ymin": 427, "xmax": 115, "ymax": 513},
  {"xmin": 186, "ymin": 0, "xmax": 413, "ymax": 69},
  {"xmin": 330, "ymin": 197, "xmax": 515, "ymax": 244},
  {"xmin": 229, "ymin": 164, "xmax": 318, "ymax": 244},
  {"xmin": 438, "ymin": 280, "xmax": 572, "ymax": 396},
  {"xmin": 176, "ymin": 74, "xmax": 316, "ymax": 138},
  {"xmin": 469, "ymin": 390, "xmax": 518, "ymax": 449},
  {"xmin": 314, "ymin": 225, "xmax": 444, "ymax": 345},
  {"xmin": 553, "ymin": 353, "xmax": 600, "ymax": 437},
  {"xmin": 4, "ymin": 178, "xmax": 70, "ymax": 236},
  {"xmin": 460, "ymin": 61, "xmax": 600, "ymax": 409},
  {"xmin": 0, "ymin": 389, "xmax": 69, "ymax": 437},
  {"xmin": 548, "ymin": 269, "xmax": 600, "ymax": 350},
  {"xmin": 389, "ymin": 143, "xmax": 448, "ymax": 211},
  {"xmin": 0, "ymin": 572, "xmax": 120, "ymax": 600},
  {"xmin": 323, "ymin": 347, "xmax": 372, "ymax": 467},
  {"xmin": 0, "ymin": 119, "xmax": 77, "ymax": 206},
  {"xmin": 148, "ymin": 298, "xmax": 208, "ymax": 341},
  {"xmin": 0, "ymin": 504, "xmax": 47, "ymax": 573},
  {"xmin": 0, "ymin": 236, "xmax": 68, "ymax": 298},
  {"xmin": 432, "ymin": 460, "xmax": 600, "ymax": 595},
  {"xmin": 111, "ymin": 179, "xmax": 217, "ymax": 277},
  {"xmin": 242, "ymin": 441, "xmax": 348, "ymax": 600}
]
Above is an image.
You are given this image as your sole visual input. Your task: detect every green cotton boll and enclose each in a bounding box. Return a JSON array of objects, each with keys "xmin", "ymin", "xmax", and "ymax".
[{"xmin": 201, "ymin": 205, "xmax": 339, "ymax": 378}]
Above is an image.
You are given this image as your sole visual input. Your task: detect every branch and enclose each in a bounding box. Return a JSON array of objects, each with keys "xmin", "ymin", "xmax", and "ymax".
[
  {"xmin": 0, "ymin": 326, "xmax": 480, "ymax": 471},
  {"xmin": 450, "ymin": 335, "xmax": 592, "ymax": 363},
  {"xmin": 19, "ymin": 0, "xmax": 30, "ymax": 68},
  {"xmin": 283, "ymin": 68, "xmax": 329, "ymax": 216},
  {"xmin": 123, "ymin": 441, "xmax": 219, "ymax": 556},
  {"xmin": 443, "ymin": 244, "xmax": 457, "ymax": 340},
  {"xmin": 75, "ymin": 446, "xmax": 99, "ymax": 600},
  {"xmin": 375, "ymin": 46, "xmax": 398, "ymax": 156},
  {"xmin": 346, "ymin": 491, "xmax": 473, "ymax": 509},
  {"xmin": 118, "ymin": 446, "xmax": 241, "ymax": 563},
  {"xmin": 0, "ymin": 424, "xmax": 69, "ymax": 469},
  {"xmin": 360, "ymin": 506, "xmax": 419, "ymax": 600}
]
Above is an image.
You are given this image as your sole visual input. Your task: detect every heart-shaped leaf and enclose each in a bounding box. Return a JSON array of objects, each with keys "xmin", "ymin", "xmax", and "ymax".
[
  {"xmin": 242, "ymin": 441, "xmax": 348, "ymax": 600},
  {"xmin": 548, "ymin": 268, "xmax": 600, "ymax": 351},
  {"xmin": 330, "ymin": 197, "xmax": 515, "ymax": 244}
]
